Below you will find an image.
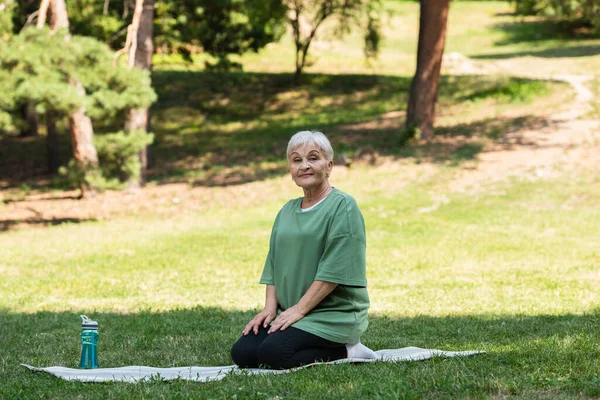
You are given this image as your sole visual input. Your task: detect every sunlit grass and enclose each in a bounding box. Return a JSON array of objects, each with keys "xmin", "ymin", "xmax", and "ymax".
[{"xmin": 1, "ymin": 156, "xmax": 599, "ymax": 398}]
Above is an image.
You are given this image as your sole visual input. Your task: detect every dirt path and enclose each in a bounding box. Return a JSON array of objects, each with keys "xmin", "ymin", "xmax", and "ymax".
[{"xmin": 446, "ymin": 58, "xmax": 599, "ymax": 193}]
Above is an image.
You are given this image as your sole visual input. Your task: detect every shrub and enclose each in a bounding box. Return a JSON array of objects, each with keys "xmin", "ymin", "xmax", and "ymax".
[
  {"xmin": 95, "ymin": 130, "xmax": 154, "ymax": 183},
  {"xmin": 59, "ymin": 130, "xmax": 154, "ymax": 191}
]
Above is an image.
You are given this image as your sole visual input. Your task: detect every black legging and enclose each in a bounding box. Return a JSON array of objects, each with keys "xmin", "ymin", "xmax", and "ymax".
[{"xmin": 231, "ymin": 325, "xmax": 347, "ymax": 369}]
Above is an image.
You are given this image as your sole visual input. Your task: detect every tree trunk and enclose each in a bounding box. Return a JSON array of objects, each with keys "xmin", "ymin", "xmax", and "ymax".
[
  {"xmin": 45, "ymin": 110, "xmax": 60, "ymax": 173},
  {"xmin": 405, "ymin": 0, "xmax": 450, "ymax": 141},
  {"xmin": 20, "ymin": 102, "xmax": 39, "ymax": 137},
  {"xmin": 37, "ymin": 0, "xmax": 51, "ymax": 27},
  {"xmin": 49, "ymin": 0, "xmax": 69, "ymax": 30},
  {"xmin": 124, "ymin": 0, "xmax": 154, "ymax": 187},
  {"xmin": 68, "ymin": 78, "xmax": 98, "ymax": 168}
]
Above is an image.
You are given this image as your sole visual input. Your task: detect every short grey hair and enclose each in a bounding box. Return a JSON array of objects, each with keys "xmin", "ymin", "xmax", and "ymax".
[{"xmin": 286, "ymin": 130, "xmax": 334, "ymax": 161}]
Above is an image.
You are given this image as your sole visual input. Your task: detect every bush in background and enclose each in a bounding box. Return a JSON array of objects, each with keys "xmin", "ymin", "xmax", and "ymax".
[{"xmin": 510, "ymin": 0, "xmax": 600, "ymax": 34}]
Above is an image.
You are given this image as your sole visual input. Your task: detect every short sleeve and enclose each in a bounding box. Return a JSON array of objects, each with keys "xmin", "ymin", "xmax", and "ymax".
[
  {"xmin": 259, "ymin": 211, "xmax": 280, "ymax": 285},
  {"xmin": 314, "ymin": 198, "xmax": 367, "ymax": 287}
]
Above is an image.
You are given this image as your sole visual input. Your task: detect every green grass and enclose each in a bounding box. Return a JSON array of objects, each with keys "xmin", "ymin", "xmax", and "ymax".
[
  {"xmin": 2, "ymin": 1, "xmax": 599, "ymax": 397},
  {"xmin": 1, "ymin": 161, "xmax": 599, "ymax": 398}
]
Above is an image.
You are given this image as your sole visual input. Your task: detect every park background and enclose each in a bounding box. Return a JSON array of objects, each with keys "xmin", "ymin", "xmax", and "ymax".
[{"xmin": 1, "ymin": 0, "xmax": 599, "ymax": 398}]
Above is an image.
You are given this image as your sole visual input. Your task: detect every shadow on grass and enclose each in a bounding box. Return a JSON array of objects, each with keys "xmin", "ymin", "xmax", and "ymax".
[
  {"xmin": 1, "ymin": 71, "xmax": 561, "ymax": 190},
  {"xmin": 471, "ymin": 18, "xmax": 600, "ymax": 60},
  {"xmin": 491, "ymin": 19, "xmax": 600, "ymax": 46},
  {"xmin": 337, "ymin": 114, "xmax": 558, "ymax": 166},
  {"xmin": 1, "ymin": 307, "xmax": 599, "ymax": 398},
  {"xmin": 0, "ymin": 216, "xmax": 96, "ymax": 232},
  {"xmin": 148, "ymin": 72, "xmax": 558, "ymax": 185}
]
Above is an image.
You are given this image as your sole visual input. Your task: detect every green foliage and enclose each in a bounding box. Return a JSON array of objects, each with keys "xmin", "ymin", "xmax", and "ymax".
[
  {"xmin": 0, "ymin": 0, "xmax": 14, "ymax": 41},
  {"xmin": 0, "ymin": 27, "xmax": 156, "ymax": 133},
  {"xmin": 57, "ymin": 130, "xmax": 154, "ymax": 190},
  {"xmin": 11, "ymin": 0, "xmax": 287, "ymax": 70},
  {"xmin": 510, "ymin": 0, "xmax": 600, "ymax": 34},
  {"xmin": 58, "ymin": 160, "xmax": 107, "ymax": 191},
  {"xmin": 160, "ymin": 0, "xmax": 287, "ymax": 68},
  {"xmin": 364, "ymin": 10, "xmax": 382, "ymax": 59},
  {"xmin": 95, "ymin": 130, "xmax": 154, "ymax": 183},
  {"xmin": 67, "ymin": 0, "xmax": 125, "ymax": 48},
  {"xmin": 288, "ymin": 0, "xmax": 384, "ymax": 78},
  {"xmin": 58, "ymin": 131, "xmax": 154, "ymax": 190}
]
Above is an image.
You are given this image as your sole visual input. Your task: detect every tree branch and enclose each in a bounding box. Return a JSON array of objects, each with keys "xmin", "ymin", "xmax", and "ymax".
[
  {"xmin": 36, "ymin": 0, "xmax": 51, "ymax": 28},
  {"xmin": 21, "ymin": 10, "xmax": 39, "ymax": 32},
  {"xmin": 113, "ymin": 0, "xmax": 144, "ymax": 67}
]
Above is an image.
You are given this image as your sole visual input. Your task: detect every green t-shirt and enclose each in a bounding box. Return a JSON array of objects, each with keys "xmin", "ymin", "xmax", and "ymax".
[{"xmin": 259, "ymin": 188, "xmax": 370, "ymax": 344}]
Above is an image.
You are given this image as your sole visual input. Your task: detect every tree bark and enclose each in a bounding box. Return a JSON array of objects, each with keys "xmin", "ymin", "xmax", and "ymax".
[
  {"xmin": 49, "ymin": 0, "xmax": 69, "ymax": 30},
  {"xmin": 68, "ymin": 78, "xmax": 98, "ymax": 168},
  {"xmin": 37, "ymin": 0, "xmax": 51, "ymax": 28},
  {"xmin": 45, "ymin": 109, "xmax": 60, "ymax": 173},
  {"xmin": 406, "ymin": 0, "xmax": 450, "ymax": 141},
  {"xmin": 124, "ymin": 0, "xmax": 154, "ymax": 187}
]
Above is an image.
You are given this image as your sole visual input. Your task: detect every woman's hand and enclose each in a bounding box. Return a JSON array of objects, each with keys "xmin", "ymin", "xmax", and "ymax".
[
  {"xmin": 242, "ymin": 308, "xmax": 277, "ymax": 336},
  {"xmin": 267, "ymin": 304, "xmax": 306, "ymax": 334}
]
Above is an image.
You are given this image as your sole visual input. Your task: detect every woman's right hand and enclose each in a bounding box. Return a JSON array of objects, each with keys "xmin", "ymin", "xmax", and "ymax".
[{"xmin": 243, "ymin": 308, "xmax": 277, "ymax": 336}]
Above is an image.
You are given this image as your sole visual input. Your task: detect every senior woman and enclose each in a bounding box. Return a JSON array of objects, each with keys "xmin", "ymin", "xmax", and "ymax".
[{"xmin": 230, "ymin": 130, "xmax": 376, "ymax": 370}]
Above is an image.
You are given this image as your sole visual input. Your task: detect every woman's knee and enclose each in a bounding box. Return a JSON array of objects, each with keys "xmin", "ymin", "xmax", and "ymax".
[
  {"xmin": 231, "ymin": 339, "xmax": 259, "ymax": 368},
  {"xmin": 257, "ymin": 340, "xmax": 290, "ymax": 369}
]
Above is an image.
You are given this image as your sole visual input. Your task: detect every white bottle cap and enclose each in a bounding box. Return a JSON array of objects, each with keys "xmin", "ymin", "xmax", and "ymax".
[{"xmin": 80, "ymin": 315, "xmax": 98, "ymax": 330}]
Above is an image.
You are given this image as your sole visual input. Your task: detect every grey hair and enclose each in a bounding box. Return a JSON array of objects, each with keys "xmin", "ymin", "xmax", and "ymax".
[{"xmin": 286, "ymin": 130, "xmax": 334, "ymax": 161}]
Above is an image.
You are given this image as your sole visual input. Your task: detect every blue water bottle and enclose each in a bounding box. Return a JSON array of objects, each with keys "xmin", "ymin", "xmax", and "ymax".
[{"xmin": 79, "ymin": 315, "xmax": 99, "ymax": 369}]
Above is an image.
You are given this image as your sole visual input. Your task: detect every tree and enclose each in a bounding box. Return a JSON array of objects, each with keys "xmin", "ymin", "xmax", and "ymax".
[
  {"xmin": 39, "ymin": 0, "xmax": 71, "ymax": 173},
  {"xmin": 42, "ymin": 0, "xmax": 100, "ymax": 183},
  {"xmin": 405, "ymin": 0, "xmax": 450, "ymax": 141},
  {"xmin": 12, "ymin": 0, "xmax": 288, "ymax": 71},
  {"xmin": 117, "ymin": 0, "xmax": 154, "ymax": 186},
  {"xmin": 0, "ymin": 27, "xmax": 156, "ymax": 193},
  {"xmin": 285, "ymin": 0, "xmax": 382, "ymax": 82}
]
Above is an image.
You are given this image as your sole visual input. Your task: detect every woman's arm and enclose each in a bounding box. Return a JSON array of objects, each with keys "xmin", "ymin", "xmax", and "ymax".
[
  {"xmin": 242, "ymin": 285, "xmax": 278, "ymax": 336},
  {"xmin": 268, "ymin": 280, "xmax": 337, "ymax": 334},
  {"xmin": 264, "ymin": 284, "xmax": 277, "ymax": 313}
]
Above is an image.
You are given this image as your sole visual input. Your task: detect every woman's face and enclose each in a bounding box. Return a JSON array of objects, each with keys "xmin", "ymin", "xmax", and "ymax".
[{"xmin": 289, "ymin": 143, "xmax": 333, "ymax": 190}]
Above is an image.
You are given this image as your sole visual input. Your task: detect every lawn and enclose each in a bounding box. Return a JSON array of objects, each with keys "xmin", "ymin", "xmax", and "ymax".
[
  {"xmin": 1, "ymin": 157, "xmax": 599, "ymax": 398},
  {"xmin": 1, "ymin": 1, "xmax": 600, "ymax": 398}
]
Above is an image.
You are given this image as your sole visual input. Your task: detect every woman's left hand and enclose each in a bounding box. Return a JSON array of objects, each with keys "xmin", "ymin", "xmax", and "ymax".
[{"xmin": 268, "ymin": 304, "xmax": 305, "ymax": 334}]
